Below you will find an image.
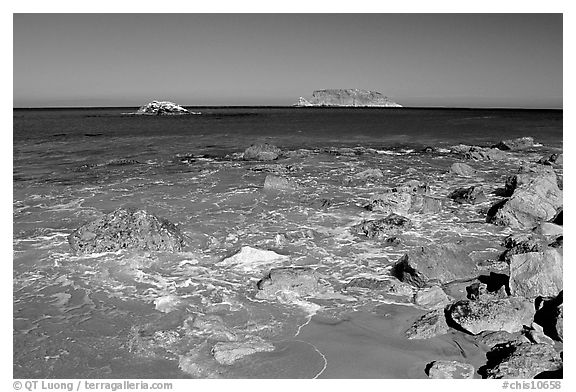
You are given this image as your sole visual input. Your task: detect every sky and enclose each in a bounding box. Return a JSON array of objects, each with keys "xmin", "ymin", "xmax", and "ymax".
[{"xmin": 13, "ymin": 13, "xmax": 562, "ymax": 108}]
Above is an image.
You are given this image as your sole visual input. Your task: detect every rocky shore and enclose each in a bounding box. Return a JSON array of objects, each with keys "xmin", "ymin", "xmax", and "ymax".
[{"xmin": 65, "ymin": 136, "xmax": 562, "ymax": 379}]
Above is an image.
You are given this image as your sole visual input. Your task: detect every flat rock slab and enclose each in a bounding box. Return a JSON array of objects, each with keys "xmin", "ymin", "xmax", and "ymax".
[
  {"xmin": 212, "ymin": 340, "xmax": 275, "ymax": 365},
  {"xmin": 482, "ymin": 342, "xmax": 562, "ymax": 379},
  {"xmin": 68, "ymin": 208, "xmax": 186, "ymax": 254},
  {"xmin": 391, "ymin": 243, "xmax": 476, "ymax": 287},
  {"xmin": 509, "ymin": 249, "xmax": 562, "ymax": 298},
  {"xmin": 447, "ymin": 298, "xmax": 535, "ymax": 335},
  {"xmin": 427, "ymin": 360, "xmax": 475, "ymax": 379}
]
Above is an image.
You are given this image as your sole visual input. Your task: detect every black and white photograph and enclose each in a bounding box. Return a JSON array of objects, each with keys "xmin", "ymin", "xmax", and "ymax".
[{"xmin": 10, "ymin": 5, "xmax": 568, "ymax": 385}]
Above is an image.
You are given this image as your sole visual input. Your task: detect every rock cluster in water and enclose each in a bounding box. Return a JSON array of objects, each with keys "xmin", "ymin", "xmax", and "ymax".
[
  {"xmin": 295, "ymin": 89, "xmax": 402, "ymax": 107},
  {"xmin": 128, "ymin": 100, "xmax": 200, "ymax": 115}
]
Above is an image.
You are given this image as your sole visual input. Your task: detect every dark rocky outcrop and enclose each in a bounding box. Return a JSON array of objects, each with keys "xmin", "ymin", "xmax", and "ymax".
[
  {"xmin": 405, "ymin": 309, "xmax": 450, "ymax": 339},
  {"xmin": 447, "ymin": 298, "xmax": 535, "ymax": 335},
  {"xmin": 448, "ymin": 186, "xmax": 487, "ymax": 205},
  {"xmin": 426, "ymin": 360, "xmax": 475, "ymax": 379},
  {"xmin": 243, "ymin": 143, "xmax": 282, "ymax": 161},
  {"xmin": 68, "ymin": 208, "xmax": 186, "ymax": 253},
  {"xmin": 480, "ymin": 342, "xmax": 562, "ymax": 379},
  {"xmin": 493, "ymin": 137, "xmax": 535, "ymax": 151},
  {"xmin": 534, "ymin": 292, "xmax": 563, "ymax": 342},
  {"xmin": 295, "ymin": 89, "xmax": 402, "ymax": 107},
  {"xmin": 351, "ymin": 214, "xmax": 411, "ymax": 240},
  {"xmin": 391, "ymin": 244, "xmax": 476, "ymax": 288},
  {"xmin": 508, "ymin": 249, "xmax": 562, "ymax": 298}
]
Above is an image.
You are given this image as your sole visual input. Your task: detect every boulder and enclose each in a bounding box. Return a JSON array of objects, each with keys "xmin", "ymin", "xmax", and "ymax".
[
  {"xmin": 537, "ymin": 153, "xmax": 562, "ymax": 166},
  {"xmin": 465, "ymin": 147, "xmax": 508, "ymax": 161},
  {"xmin": 504, "ymin": 164, "xmax": 557, "ymax": 196},
  {"xmin": 450, "ymin": 162, "xmax": 477, "ymax": 177},
  {"xmin": 481, "ymin": 342, "xmax": 562, "ymax": 379},
  {"xmin": 364, "ymin": 192, "xmax": 412, "ymax": 215},
  {"xmin": 212, "ymin": 339, "xmax": 275, "ymax": 365},
  {"xmin": 426, "ymin": 360, "xmax": 475, "ymax": 379},
  {"xmin": 351, "ymin": 214, "xmax": 411, "ymax": 240},
  {"xmin": 68, "ymin": 208, "xmax": 186, "ymax": 254},
  {"xmin": 217, "ymin": 246, "xmax": 289, "ymax": 271},
  {"xmin": 256, "ymin": 267, "xmax": 327, "ymax": 300},
  {"xmin": 448, "ymin": 186, "xmax": 487, "ymax": 204},
  {"xmin": 534, "ymin": 292, "xmax": 563, "ymax": 342},
  {"xmin": 414, "ymin": 286, "xmax": 451, "ymax": 309},
  {"xmin": 475, "ymin": 331, "xmax": 529, "ymax": 348},
  {"xmin": 405, "ymin": 309, "xmax": 450, "ymax": 340},
  {"xmin": 487, "ymin": 170, "xmax": 562, "ymax": 228},
  {"xmin": 493, "ymin": 136, "xmax": 535, "ymax": 151},
  {"xmin": 391, "ymin": 244, "xmax": 476, "ymax": 288},
  {"xmin": 243, "ymin": 143, "xmax": 282, "ymax": 161},
  {"xmin": 263, "ymin": 174, "xmax": 300, "ymax": 192},
  {"xmin": 447, "ymin": 298, "xmax": 535, "ymax": 335},
  {"xmin": 342, "ymin": 168, "xmax": 384, "ymax": 185},
  {"xmin": 499, "ymin": 233, "xmax": 546, "ymax": 262},
  {"xmin": 409, "ymin": 194, "xmax": 444, "ymax": 213},
  {"xmin": 534, "ymin": 222, "xmax": 562, "ymax": 238},
  {"xmin": 509, "ymin": 249, "xmax": 562, "ymax": 298}
]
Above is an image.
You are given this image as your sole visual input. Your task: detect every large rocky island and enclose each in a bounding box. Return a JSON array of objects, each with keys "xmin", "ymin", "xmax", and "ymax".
[
  {"xmin": 124, "ymin": 100, "xmax": 201, "ymax": 115},
  {"xmin": 295, "ymin": 89, "xmax": 402, "ymax": 107}
]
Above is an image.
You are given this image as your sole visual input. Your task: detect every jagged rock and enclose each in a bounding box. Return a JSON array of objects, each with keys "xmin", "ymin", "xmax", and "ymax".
[
  {"xmin": 68, "ymin": 208, "xmax": 186, "ymax": 254},
  {"xmin": 391, "ymin": 244, "xmax": 476, "ymax": 288},
  {"xmin": 550, "ymin": 208, "xmax": 563, "ymax": 225},
  {"xmin": 344, "ymin": 277, "xmax": 414, "ymax": 296},
  {"xmin": 243, "ymin": 143, "xmax": 281, "ymax": 161},
  {"xmin": 409, "ymin": 195, "xmax": 444, "ymax": 213},
  {"xmin": 351, "ymin": 214, "xmax": 411, "ymax": 239},
  {"xmin": 217, "ymin": 246, "xmax": 289, "ymax": 271},
  {"xmin": 504, "ymin": 164, "xmax": 557, "ymax": 196},
  {"xmin": 263, "ymin": 174, "xmax": 300, "ymax": 191},
  {"xmin": 256, "ymin": 267, "xmax": 327, "ymax": 300},
  {"xmin": 426, "ymin": 360, "xmax": 475, "ymax": 379},
  {"xmin": 481, "ymin": 342, "xmax": 562, "ymax": 379},
  {"xmin": 414, "ymin": 285, "xmax": 451, "ymax": 309},
  {"xmin": 211, "ymin": 339, "xmax": 275, "ymax": 365},
  {"xmin": 493, "ymin": 136, "xmax": 535, "ymax": 151},
  {"xmin": 405, "ymin": 309, "xmax": 450, "ymax": 339},
  {"xmin": 447, "ymin": 298, "xmax": 535, "ymax": 335},
  {"xmin": 509, "ymin": 249, "xmax": 562, "ymax": 298},
  {"xmin": 387, "ymin": 180, "xmax": 431, "ymax": 195},
  {"xmin": 342, "ymin": 168, "xmax": 384, "ymax": 185},
  {"xmin": 295, "ymin": 89, "xmax": 402, "ymax": 107},
  {"xmin": 450, "ymin": 162, "xmax": 477, "ymax": 177},
  {"xmin": 448, "ymin": 186, "xmax": 487, "ymax": 204},
  {"xmin": 487, "ymin": 167, "xmax": 562, "ymax": 228},
  {"xmin": 133, "ymin": 100, "xmax": 193, "ymax": 115},
  {"xmin": 458, "ymin": 146, "xmax": 508, "ymax": 161},
  {"xmin": 499, "ymin": 233, "xmax": 546, "ymax": 262},
  {"xmin": 476, "ymin": 331, "xmax": 529, "ymax": 348},
  {"xmin": 537, "ymin": 153, "xmax": 563, "ymax": 166},
  {"xmin": 526, "ymin": 322, "xmax": 556, "ymax": 345}
]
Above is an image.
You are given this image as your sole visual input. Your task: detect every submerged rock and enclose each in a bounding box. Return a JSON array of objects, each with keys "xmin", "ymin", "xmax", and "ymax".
[
  {"xmin": 133, "ymin": 100, "xmax": 194, "ymax": 115},
  {"xmin": 447, "ymin": 298, "xmax": 535, "ymax": 335},
  {"xmin": 212, "ymin": 339, "xmax": 275, "ymax": 365},
  {"xmin": 409, "ymin": 194, "xmax": 444, "ymax": 214},
  {"xmin": 447, "ymin": 186, "xmax": 487, "ymax": 205},
  {"xmin": 68, "ymin": 208, "xmax": 186, "ymax": 254},
  {"xmin": 263, "ymin": 174, "xmax": 300, "ymax": 192},
  {"xmin": 243, "ymin": 143, "xmax": 282, "ymax": 161},
  {"xmin": 364, "ymin": 192, "xmax": 412, "ymax": 215},
  {"xmin": 217, "ymin": 246, "xmax": 289, "ymax": 271},
  {"xmin": 256, "ymin": 267, "xmax": 327, "ymax": 300},
  {"xmin": 426, "ymin": 360, "xmax": 475, "ymax": 379},
  {"xmin": 345, "ymin": 277, "xmax": 414, "ymax": 296},
  {"xmin": 481, "ymin": 342, "xmax": 562, "ymax": 379},
  {"xmin": 405, "ymin": 308, "xmax": 450, "ymax": 340},
  {"xmin": 295, "ymin": 89, "xmax": 402, "ymax": 107},
  {"xmin": 186, "ymin": 314, "xmax": 238, "ymax": 342},
  {"xmin": 493, "ymin": 136, "xmax": 535, "ymax": 151},
  {"xmin": 391, "ymin": 244, "xmax": 476, "ymax": 288},
  {"xmin": 351, "ymin": 214, "xmax": 411, "ymax": 240},
  {"xmin": 450, "ymin": 162, "xmax": 477, "ymax": 177},
  {"xmin": 509, "ymin": 249, "xmax": 562, "ymax": 298},
  {"xmin": 342, "ymin": 168, "xmax": 384, "ymax": 185}
]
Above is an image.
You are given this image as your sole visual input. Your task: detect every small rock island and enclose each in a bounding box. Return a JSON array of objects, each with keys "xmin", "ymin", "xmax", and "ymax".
[
  {"xmin": 295, "ymin": 89, "xmax": 402, "ymax": 107},
  {"xmin": 125, "ymin": 100, "xmax": 200, "ymax": 115}
]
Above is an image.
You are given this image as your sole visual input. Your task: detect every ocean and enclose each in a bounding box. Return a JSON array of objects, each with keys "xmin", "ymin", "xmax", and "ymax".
[{"xmin": 13, "ymin": 107, "xmax": 562, "ymax": 378}]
